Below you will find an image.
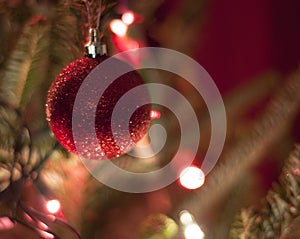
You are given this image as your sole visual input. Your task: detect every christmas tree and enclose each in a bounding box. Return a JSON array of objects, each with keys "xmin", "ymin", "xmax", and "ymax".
[{"xmin": 1, "ymin": 0, "xmax": 300, "ymax": 238}]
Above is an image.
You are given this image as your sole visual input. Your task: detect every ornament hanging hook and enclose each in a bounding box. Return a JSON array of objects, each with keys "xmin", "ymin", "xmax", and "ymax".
[
  {"xmin": 82, "ymin": 0, "xmax": 107, "ymax": 58},
  {"xmin": 82, "ymin": 0, "xmax": 102, "ymax": 29},
  {"xmin": 96, "ymin": 0, "xmax": 102, "ymax": 29}
]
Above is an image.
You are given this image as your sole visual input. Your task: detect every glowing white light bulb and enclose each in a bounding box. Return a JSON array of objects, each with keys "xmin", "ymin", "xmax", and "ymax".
[
  {"xmin": 184, "ymin": 223, "xmax": 205, "ymax": 239},
  {"xmin": 110, "ymin": 19, "xmax": 128, "ymax": 37},
  {"xmin": 179, "ymin": 166, "xmax": 205, "ymax": 190},
  {"xmin": 179, "ymin": 210, "xmax": 194, "ymax": 225},
  {"xmin": 46, "ymin": 199, "xmax": 61, "ymax": 214},
  {"xmin": 179, "ymin": 210, "xmax": 205, "ymax": 239},
  {"xmin": 122, "ymin": 11, "xmax": 135, "ymax": 25}
]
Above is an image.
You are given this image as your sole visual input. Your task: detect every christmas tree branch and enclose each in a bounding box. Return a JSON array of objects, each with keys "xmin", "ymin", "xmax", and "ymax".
[
  {"xmin": 229, "ymin": 145, "xmax": 300, "ymax": 239},
  {"xmin": 178, "ymin": 70, "xmax": 300, "ymax": 233},
  {"xmin": 0, "ymin": 22, "xmax": 41, "ymax": 108}
]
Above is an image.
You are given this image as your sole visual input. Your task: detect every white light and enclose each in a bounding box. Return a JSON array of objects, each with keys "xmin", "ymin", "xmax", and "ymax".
[
  {"xmin": 184, "ymin": 223, "xmax": 205, "ymax": 239},
  {"xmin": 179, "ymin": 166, "xmax": 205, "ymax": 190},
  {"xmin": 110, "ymin": 19, "xmax": 128, "ymax": 37},
  {"xmin": 46, "ymin": 199, "xmax": 61, "ymax": 214},
  {"xmin": 179, "ymin": 210, "xmax": 194, "ymax": 225},
  {"xmin": 122, "ymin": 11, "xmax": 135, "ymax": 25}
]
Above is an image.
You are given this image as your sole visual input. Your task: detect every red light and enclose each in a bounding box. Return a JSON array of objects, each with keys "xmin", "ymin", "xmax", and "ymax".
[
  {"xmin": 179, "ymin": 166, "xmax": 205, "ymax": 190},
  {"xmin": 150, "ymin": 110, "xmax": 161, "ymax": 119},
  {"xmin": 38, "ymin": 230, "xmax": 55, "ymax": 239},
  {"xmin": 122, "ymin": 11, "xmax": 135, "ymax": 25},
  {"xmin": 0, "ymin": 217, "xmax": 14, "ymax": 230},
  {"xmin": 46, "ymin": 199, "xmax": 61, "ymax": 214},
  {"xmin": 37, "ymin": 220, "xmax": 49, "ymax": 230}
]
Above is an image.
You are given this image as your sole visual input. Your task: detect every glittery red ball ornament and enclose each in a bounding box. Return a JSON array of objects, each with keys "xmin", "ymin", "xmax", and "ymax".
[{"xmin": 46, "ymin": 55, "xmax": 151, "ymax": 159}]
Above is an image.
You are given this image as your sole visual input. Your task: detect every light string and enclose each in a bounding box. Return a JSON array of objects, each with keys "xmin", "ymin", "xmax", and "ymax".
[
  {"xmin": 20, "ymin": 202, "xmax": 82, "ymax": 239},
  {"xmin": 0, "ymin": 100, "xmax": 81, "ymax": 239}
]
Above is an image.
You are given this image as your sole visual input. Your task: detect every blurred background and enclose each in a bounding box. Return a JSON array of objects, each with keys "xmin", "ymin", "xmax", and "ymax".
[{"xmin": 1, "ymin": 0, "xmax": 300, "ymax": 238}]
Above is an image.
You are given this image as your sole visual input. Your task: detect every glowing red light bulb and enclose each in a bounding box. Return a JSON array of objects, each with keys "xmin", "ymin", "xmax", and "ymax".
[{"xmin": 150, "ymin": 110, "xmax": 161, "ymax": 119}]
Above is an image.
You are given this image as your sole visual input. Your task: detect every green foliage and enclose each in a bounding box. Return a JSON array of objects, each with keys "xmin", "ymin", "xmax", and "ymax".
[
  {"xmin": 0, "ymin": 22, "xmax": 42, "ymax": 107},
  {"xmin": 139, "ymin": 214, "xmax": 178, "ymax": 239},
  {"xmin": 229, "ymin": 145, "xmax": 300, "ymax": 239},
  {"xmin": 1, "ymin": 0, "xmax": 300, "ymax": 239},
  {"xmin": 0, "ymin": 0, "xmax": 83, "ymax": 194}
]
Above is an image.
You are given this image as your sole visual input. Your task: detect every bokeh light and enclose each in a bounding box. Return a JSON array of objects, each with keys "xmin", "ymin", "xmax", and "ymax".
[
  {"xmin": 179, "ymin": 166, "xmax": 205, "ymax": 190},
  {"xmin": 179, "ymin": 210, "xmax": 205, "ymax": 239},
  {"xmin": 150, "ymin": 110, "xmax": 161, "ymax": 119},
  {"xmin": 179, "ymin": 210, "xmax": 194, "ymax": 225},
  {"xmin": 122, "ymin": 11, "xmax": 135, "ymax": 25},
  {"xmin": 0, "ymin": 217, "xmax": 14, "ymax": 230},
  {"xmin": 184, "ymin": 223, "xmax": 205, "ymax": 239},
  {"xmin": 39, "ymin": 230, "xmax": 55, "ymax": 239},
  {"xmin": 110, "ymin": 19, "xmax": 128, "ymax": 37},
  {"xmin": 46, "ymin": 199, "xmax": 61, "ymax": 214}
]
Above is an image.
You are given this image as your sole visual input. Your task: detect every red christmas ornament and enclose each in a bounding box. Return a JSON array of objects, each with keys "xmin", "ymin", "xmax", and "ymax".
[
  {"xmin": 46, "ymin": 55, "xmax": 150, "ymax": 159},
  {"xmin": 46, "ymin": 27, "xmax": 150, "ymax": 159}
]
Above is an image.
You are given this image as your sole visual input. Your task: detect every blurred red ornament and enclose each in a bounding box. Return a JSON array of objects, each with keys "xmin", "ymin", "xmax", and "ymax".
[{"xmin": 46, "ymin": 55, "xmax": 150, "ymax": 159}]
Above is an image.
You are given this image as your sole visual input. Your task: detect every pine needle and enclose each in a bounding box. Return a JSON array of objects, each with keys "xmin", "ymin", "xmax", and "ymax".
[
  {"xmin": 0, "ymin": 23, "xmax": 41, "ymax": 107},
  {"xmin": 178, "ymin": 70, "xmax": 300, "ymax": 236},
  {"xmin": 229, "ymin": 145, "xmax": 300, "ymax": 239}
]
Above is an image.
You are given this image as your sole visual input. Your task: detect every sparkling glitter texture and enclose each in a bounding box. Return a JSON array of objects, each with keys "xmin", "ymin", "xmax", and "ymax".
[{"xmin": 46, "ymin": 56, "xmax": 151, "ymax": 159}]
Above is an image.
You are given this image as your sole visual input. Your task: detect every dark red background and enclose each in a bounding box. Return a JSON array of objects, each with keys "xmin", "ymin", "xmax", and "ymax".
[{"xmin": 196, "ymin": 0, "xmax": 300, "ymax": 93}]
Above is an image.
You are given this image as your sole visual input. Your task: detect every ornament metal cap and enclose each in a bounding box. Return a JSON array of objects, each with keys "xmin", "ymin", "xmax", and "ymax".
[{"xmin": 85, "ymin": 28, "xmax": 107, "ymax": 58}]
